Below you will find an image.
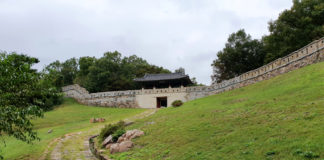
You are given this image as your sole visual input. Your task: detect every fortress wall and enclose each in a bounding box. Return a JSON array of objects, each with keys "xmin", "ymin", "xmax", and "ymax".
[
  {"xmin": 208, "ymin": 37, "xmax": 324, "ymax": 94},
  {"xmin": 62, "ymin": 37, "xmax": 324, "ymax": 108}
]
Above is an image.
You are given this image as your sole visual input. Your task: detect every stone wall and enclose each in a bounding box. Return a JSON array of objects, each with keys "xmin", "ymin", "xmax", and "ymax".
[{"xmin": 62, "ymin": 37, "xmax": 324, "ymax": 108}]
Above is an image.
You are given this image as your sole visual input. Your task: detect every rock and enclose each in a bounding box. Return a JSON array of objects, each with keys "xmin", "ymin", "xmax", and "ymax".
[
  {"xmin": 117, "ymin": 129, "xmax": 144, "ymax": 143},
  {"xmin": 110, "ymin": 143, "xmax": 120, "ymax": 154},
  {"xmin": 98, "ymin": 149, "xmax": 105, "ymax": 154},
  {"xmin": 109, "ymin": 141, "xmax": 133, "ymax": 154},
  {"xmin": 90, "ymin": 118, "xmax": 96, "ymax": 123},
  {"xmin": 145, "ymin": 121, "xmax": 155, "ymax": 125},
  {"xmin": 118, "ymin": 141, "xmax": 133, "ymax": 152},
  {"xmin": 48, "ymin": 129, "xmax": 53, "ymax": 134},
  {"xmin": 105, "ymin": 143, "xmax": 114, "ymax": 149},
  {"xmin": 98, "ymin": 118, "xmax": 105, "ymax": 122},
  {"xmin": 101, "ymin": 135, "xmax": 113, "ymax": 147},
  {"xmin": 125, "ymin": 121, "xmax": 134, "ymax": 126}
]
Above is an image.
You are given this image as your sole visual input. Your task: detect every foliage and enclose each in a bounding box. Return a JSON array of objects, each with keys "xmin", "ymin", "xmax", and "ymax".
[
  {"xmin": 45, "ymin": 51, "xmax": 171, "ymax": 92},
  {"xmin": 212, "ymin": 29, "xmax": 266, "ymax": 82},
  {"xmin": 189, "ymin": 77, "xmax": 205, "ymax": 86},
  {"xmin": 175, "ymin": 67, "xmax": 185, "ymax": 74},
  {"xmin": 116, "ymin": 62, "xmax": 324, "ymax": 159},
  {"xmin": 171, "ymin": 100, "xmax": 183, "ymax": 107},
  {"xmin": 42, "ymin": 58, "xmax": 78, "ymax": 88},
  {"xmin": 112, "ymin": 129, "xmax": 126, "ymax": 142},
  {"xmin": 98, "ymin": 121, "xmax": 125, "ymax": 143},
  {"xmin": 263, "ymin": 0, "xmax": 324, "ymax": 63},
  {"xmin": 0, "ymin": 53, "xmax": 44, "ymax": 158}
]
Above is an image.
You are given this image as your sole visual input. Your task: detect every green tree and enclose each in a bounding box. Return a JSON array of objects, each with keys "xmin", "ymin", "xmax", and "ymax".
[
  {"xmin": 263, "ymin": 0, "xmax": 324, "ymax": 63},
  {"xmin": 0, "ymin": 53, "xmax": 44, "ymax": 158},
  {"xmin": 175, "ymin": 67, "xmax": 185, "ymax": 74},
  {"xmin": 74, "ymin": 56, "xmax": 96, "ymax": 87},
  {"xmin": 211, "ymin": 29, "xmax": 266, "ymax": 82},
  {"xmin": 61, "ymin": 58, "xmax": 78, "ymax": 85},
  {"xmin": 80, "ymin": 51, "xmax": 171, "ymax": 92}
]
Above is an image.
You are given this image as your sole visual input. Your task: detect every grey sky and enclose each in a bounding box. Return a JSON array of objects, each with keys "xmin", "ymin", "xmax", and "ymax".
[{"xmin": 0, "ymin": 0, "xmax": 292, "ymax": 85}]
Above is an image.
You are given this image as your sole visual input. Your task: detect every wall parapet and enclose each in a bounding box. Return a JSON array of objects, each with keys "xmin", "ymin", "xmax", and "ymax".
[{"xmin": 211, "ymin": 37, "xmax": 324, "ymax": 89}]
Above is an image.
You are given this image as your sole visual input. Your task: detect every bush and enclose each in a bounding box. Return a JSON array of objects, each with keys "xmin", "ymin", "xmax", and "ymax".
[
  {"xmin": 112, "ymin": 129, "xmax": 126, "ymax": 142},
  {"xmin": 98, "ymin": 121, "xmax": 125, "ymax": 143},
  {"xmin": 172, "ymin": 100, "xmax": 183, "ymax": 107}
]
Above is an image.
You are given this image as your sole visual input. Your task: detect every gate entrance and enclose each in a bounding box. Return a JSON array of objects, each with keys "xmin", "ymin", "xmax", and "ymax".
[{"xmin": 156, "ymin": 97, "xmax": 167, "ymax": 108}]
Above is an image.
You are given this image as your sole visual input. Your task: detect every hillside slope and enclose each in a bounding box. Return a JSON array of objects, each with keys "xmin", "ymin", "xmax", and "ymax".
[{"xmin": 113, "ymin": 62, "xmax": 324, "ymax": 160}]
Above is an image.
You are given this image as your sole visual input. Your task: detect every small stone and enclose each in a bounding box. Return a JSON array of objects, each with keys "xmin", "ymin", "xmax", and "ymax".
[
  {"xmin": 48, "ymin": 129, "xmax": 53, "ymax": 134},
  {"xmin": 99, "ymin": 118, "xmax": 105, "ymax": 122},
  {"xmin": 125, "ymin": 121, "xmax": 134, "ymax": 126},
  {"xmin": 99, "ymin": 149, "xmax": 105, "ymax": 154},
  {"xmin": 90, "ymin": 118, "xmax": 96, "ymax": 123},
  {"xmin": 101, "ymin": 135, "xmax": 113, "ymax": 147}
]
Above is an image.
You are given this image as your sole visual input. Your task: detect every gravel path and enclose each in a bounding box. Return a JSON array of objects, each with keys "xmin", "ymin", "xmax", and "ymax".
[{"xmin": 42, "ymin": 109, "xmax": 157, "ymax": 160}]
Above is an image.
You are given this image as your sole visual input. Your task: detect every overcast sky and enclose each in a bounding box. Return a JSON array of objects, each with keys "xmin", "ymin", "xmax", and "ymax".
[{"xmin": 0, "ymin": 0, "xmax": 292, "ymax": 85}]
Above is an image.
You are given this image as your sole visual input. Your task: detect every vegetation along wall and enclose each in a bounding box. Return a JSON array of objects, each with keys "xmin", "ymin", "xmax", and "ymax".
[{"xmin": 63, "ymin": 37, "xmax": 324, "ymax": 108}]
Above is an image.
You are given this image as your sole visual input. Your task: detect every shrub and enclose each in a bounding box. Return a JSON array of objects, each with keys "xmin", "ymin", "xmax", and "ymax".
[
  {"xmin": 98, "ymin": 121, "xmax": 125, "ymax": 143},
  {"xmin": 112, "ymin": 129, "xmax": 126, "ymax": 142},
  {"xmin": 172, "ymin": 100, "xmax": 183, "ymax": 107}
]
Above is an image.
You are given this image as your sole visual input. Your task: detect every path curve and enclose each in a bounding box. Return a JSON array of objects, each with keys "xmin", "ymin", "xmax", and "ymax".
[{"xmin": 40, "ymin": 109, "xmax": 157, "ymax": 160}]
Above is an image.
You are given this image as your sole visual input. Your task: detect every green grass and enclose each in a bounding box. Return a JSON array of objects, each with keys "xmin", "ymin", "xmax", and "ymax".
[
  {"xmin": 111, "ymin": 62, "xmax": 324, "ymax": 160},
  {"xmin": 0, "ymin": 98, "xmax": 146, "ymax": 160}
]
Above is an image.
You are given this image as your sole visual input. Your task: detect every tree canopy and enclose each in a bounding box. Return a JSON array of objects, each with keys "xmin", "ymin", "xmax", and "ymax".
[
  {"xmin": 212, "ymin": 30, "xmax": 265, "ymax": 82},
  {"xmin": 45, "ymin": 51, "xmax": 171, "ymax": 92},
  {"xmin": 0, "ymin": 52, "xmax": 63, "ymax": 158},
  {"xmin": 212, "ymin": 0, "xmax": 324, "ymax": 82},
  {"xmin": 263, "ymin": 0, "xmax": 324, "ymax": 63}
]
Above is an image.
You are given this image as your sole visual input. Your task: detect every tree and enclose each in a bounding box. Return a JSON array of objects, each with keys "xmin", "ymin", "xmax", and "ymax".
[
  {"xmin": 211, "ymin": 29, "xmax": 266, "ymax": 83},
  {"xmin": 0, "ymin": 53, "xmax": 44, "ymax": 158},
  {"xmin": 263, "ymin": 0, "xmax": 324, "ymax": 63},
  {"xmin": 61, "ymin": 58, "xmax": 78, "ymax": 86},
  {"xmin": 175, "ymin": 67, "xmax": 185, "ymax": 74}
]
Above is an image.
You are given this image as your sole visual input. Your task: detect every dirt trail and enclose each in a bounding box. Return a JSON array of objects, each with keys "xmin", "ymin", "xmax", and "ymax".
[{"xmin": 40, "ymin": 109, "xmax": 157, "ymax": 160}]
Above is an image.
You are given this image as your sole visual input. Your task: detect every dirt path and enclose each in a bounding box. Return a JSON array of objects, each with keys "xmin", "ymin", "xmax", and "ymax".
[{"xmin": 40, "ymin": 109, "xmax": 157, "ymax": 160}]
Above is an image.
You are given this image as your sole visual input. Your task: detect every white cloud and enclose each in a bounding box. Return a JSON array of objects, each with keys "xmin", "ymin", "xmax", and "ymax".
[{"xmin": 0, "ymin": 0, "xmax": 292, "ymax": 85}]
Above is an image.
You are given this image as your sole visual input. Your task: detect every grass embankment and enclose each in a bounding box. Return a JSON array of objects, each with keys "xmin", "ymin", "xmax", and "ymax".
[
  {"xmin": 1, "ymin": 98, "xmax": 146, "ymax": 160},
  {"xmin": 112, "ymin": 62, "xmax": 324, "ymax": 160}
]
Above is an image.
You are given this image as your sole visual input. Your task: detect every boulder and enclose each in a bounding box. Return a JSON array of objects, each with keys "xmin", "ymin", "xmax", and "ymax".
[
  {"xmin": 109, "ymin": 141, "xmax": 133, "ymax": 154},
  {"xmin": 101, "ymin": 135, "xmax": 113, "ymax": 147},
  {"xmin": 118, "ymin": 141, "xmax": 133, "ymax": 152},
  {"xmin": 117, "ymin": 129, "xmax": 144, "ymax": 143},
  {"xmin": 98, "ymin": 118, "xmax": 105, "ymax": 122},
  {"xmin": 105, "ymin": 143, "xmax": 114, "ymax": 149},
  {"xmin": 90, "ymin": 118, "xmax": 96, "ymax": 123},
  {"xmin": 110, "ymin": 143, "xmax": 120, "ymax": 154}
]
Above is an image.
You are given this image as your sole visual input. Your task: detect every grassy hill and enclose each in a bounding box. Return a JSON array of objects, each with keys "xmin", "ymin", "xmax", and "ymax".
[
  {"xmin": 112, "ymin": 62, "xmax": 324, "ymax": 160},
  {"xmin": 1, "ymin": 99, "xmax": 146, "ymax": 160}
]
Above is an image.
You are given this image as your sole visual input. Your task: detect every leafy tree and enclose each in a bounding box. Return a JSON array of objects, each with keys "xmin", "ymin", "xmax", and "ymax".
[
  {"xmin": 43, "ymin": 58, "xmax": 79, "ymax": 88},
  {"xmin": 74, "ymin": 56, "xmax": 96, "ymax": 87},
  {"xmin": 263, "ymin": 0, "xmax": 324, "ymax": 63},
  {"xmin": 78, "ymin": 52, "xmax": 170, "ymax": 92},
  {"xmin": 0, "ymin": 53, "xmax": 44, "ymax": 158},
  {"xmin": 43, "ymin": 60, "xmax": 64, "ymax": 88},
  {"xmin": 61, "ymin": 58, "xmax": 78, "ymax": 85},
  {"xmin": 175, "ymin": 67, "xmax": 185, "ymax": 74},
  {"xmin": 211, "ymin": 29, "xmax": 266, "ymax": 83}
]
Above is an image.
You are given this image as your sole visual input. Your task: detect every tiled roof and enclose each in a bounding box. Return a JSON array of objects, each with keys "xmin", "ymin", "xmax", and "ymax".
[{"xmin": 134, "ymin": 73, "xmax": 189, "ymax": 82}]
